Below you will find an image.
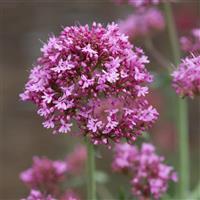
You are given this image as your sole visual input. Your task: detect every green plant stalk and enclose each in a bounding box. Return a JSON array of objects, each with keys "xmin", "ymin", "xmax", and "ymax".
[
  {"xmin": 86, "ymin": 138, "xmax": 96, "ymax": 200},
  {"xmin": 164, "ymin": 2, "xmax": 189, "ymax": 197}
]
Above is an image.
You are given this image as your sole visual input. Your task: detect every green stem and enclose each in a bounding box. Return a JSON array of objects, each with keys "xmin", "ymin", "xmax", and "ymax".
[
  {"xmin": 86, "ymin": 138, "xmax": 96, "ymax": 200},
  {"xmin": 164, "ymin": 2, "xmax": 190, "ymax": 197}
]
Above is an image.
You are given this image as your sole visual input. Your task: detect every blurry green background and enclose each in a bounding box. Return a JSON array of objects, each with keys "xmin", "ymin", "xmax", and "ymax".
[{"xmin": 0, "ymin": 0, "xmax": 199, "ymax": 199}]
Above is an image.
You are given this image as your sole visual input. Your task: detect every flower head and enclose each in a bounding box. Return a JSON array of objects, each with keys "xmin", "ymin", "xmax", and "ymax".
[
  {"xmin": 20, "ymin": 22, "xmax": 158, "ymax": 145},
  {"xmin": 112, "ymin": 143, "xmax": 138, "ymax": 172},
  {"xmin": 61, "ymin": 190, "xmax": 80, "ymax": 200},
  {"xmin": 180, "ymin": 28, "xmax": 200, "ymax": 53},
  {"xmin": 21, "ymin": 189, "xmax": 55, "ymax": 200},
  {"xmin": 172, "ymin": 55, "xmax": 200, "ymax": 98},
  {"xmin": 66, "ymin": 145, "xmax": 87, "ymax": 174},
  {"xmin": 113, "ymin": 0, "xmax": 160, "ymax": 8},
  {"xmin": 20, "ymin": 157, "xmax": 67, "ymax": 194},
  {"xmin": 119, "ymin": 8, "xmax": 165, "ymax": 40},
  {"xmin": 112, "ymin": 143, "xmax": 178, "ymax": 199}
]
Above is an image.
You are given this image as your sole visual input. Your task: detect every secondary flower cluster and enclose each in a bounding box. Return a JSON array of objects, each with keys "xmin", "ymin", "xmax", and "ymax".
[
  {"xmin": 23, "ymin": 190, "xmax": 79, "ymax": 200},
  {"xmin": 172, "ymin": 55, "xmax": 200, "ymax": 98},
  {"xmin": 20, "ymin": 22, "xmax": 158, "ymax": 145},
  {"xmin": 113, "ymin": 0, "xmax": 160, "ymax": 8},
  {"xmin": 20, "ymin": 157, "xmax": 67, "ymax": 195},
  {"xmin": 22, "ymin": 190, "xmax": 55, "ymax": 200},
  {"xmin": 119, "ymin": 8, "xmax": 165, "ymax": 40},
  {"xmin": 20, "ymin": 146, "xmax": 86, "ymax": 200},
  {"xmin": 180, "ymin": 28, "xmax": 200, "ymax": 53},
  {"xmin": 112, "ymin": 143, "xmax": 178, "ymax": 199}
]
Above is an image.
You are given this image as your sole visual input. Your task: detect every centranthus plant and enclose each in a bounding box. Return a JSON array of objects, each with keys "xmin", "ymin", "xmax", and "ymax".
[
  {"xmin": 20, "ymin": 22, "xmax": 158, "ymax": 145},
  {"xmin": 112, "ymin": 143, "xmax": 178, "ymax": 200},
  {"xmin": 19, "ymin": 0, "xmax": 199, "ymax": 200},
  {"xmin": 20, "ymin": 146, "xmax": 86, "ymax": 200}
]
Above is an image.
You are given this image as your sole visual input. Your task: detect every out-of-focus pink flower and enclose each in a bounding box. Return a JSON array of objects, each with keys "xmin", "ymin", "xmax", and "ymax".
[
  {"xmin": 20, "ymin": 22, "xmax": 158, "ymax": 145},
  {"xmin": 113, "ymin": 0, "xmax": 160, "ymax": 8},
  {"xmin": 66, "ymin": 145, "xmax": 87, "ymax": 175},
  {"xmin": 112, "ymin": 143, "xmax": 178, "ymax": 199},
  {"xmin": 180, "ymin": 28, "xmax": 200, "ymax": 53},
  {"xmin": 20, "ymin": 157, "xmax": 67, "ymax": 195},
  {"xmin": 119, "ymin": 8, "xmax": 165, "ymax": 40},
  {"xmin": 129, "ymin": 0, "xmax": 160, "ymax": 8},
  {"xmin": 21, "ymin": 189, "xmax": 55, "ymax": 200},
  {"xmin": 61, "ymin": 190, "xmax": 80, "ymax": 200},
  {"xmin": 112, "ymin": 143, "xmax": 138, "ymax": 172},
  {"xmin": 172, "ymin": 55, "xmax": 200, "ymax": 98}
]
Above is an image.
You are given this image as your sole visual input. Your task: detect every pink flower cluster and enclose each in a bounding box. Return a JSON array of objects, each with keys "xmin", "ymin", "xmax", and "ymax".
[
  {"xmin": 113, "ymin": 0, "xmax": 160, "ymax": 8},
  {"xmin": 20, "ymin": 146, "xmax": 86, "ymax": 200},
  {"xmin": 20, "ymin": 22, "xmax": 158, "ymax": 145},
  {"xmin": 112, "ymin": 143, "xmax": 178, "ymax": 199},
  {"xmin": 172, "ymin": 55, "xmax": 200, "ymax": 98},
  {"xmin": 22, "ymin": 190, "xmax": 55, "ymax": 200},
  {"xmin": 20, "ymin": 157, "xmax": 67, "ymax": 195},
  {"xmin": 67, "ymin": 145, "xmax": 87, "ymax": 174},
  {"xmin": 119, "ymin": 8, "xmax": 165, "ymax": 40},
  {"xmin": 61, "ymin": 190, "xmax": 81, "ymax": 200},
  {"xmin": 180, "ymin": 28, "xmax": 200, "ymax": 53},
  {"xmin": 23, "ymin": 190, "xmax": 79, "ymax": 200}
]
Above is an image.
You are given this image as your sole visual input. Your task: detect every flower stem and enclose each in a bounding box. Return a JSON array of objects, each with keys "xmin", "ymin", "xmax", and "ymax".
[
  {"xmin": 164, "ymin": 2, "xmax": 190, "ymax": 197},
  {"xmin": 86, "ymin": 138, "xmax": 96, "ymax": 200}
]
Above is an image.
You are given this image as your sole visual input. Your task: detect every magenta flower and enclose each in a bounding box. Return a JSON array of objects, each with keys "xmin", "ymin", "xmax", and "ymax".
[
  {"xmin": 21, "ymin": 189, "xmax": 55, "ymax": 200},
  {"xmin": 180, "ymin": 28, "xmax": 200, "ymax": 53},
  {"xmin": 172, "ymin": 55, "xmax": 200, "ymax": 98},
  {"xmin": 129, "ymin": 0, "xmax": 160, "ymax": 8},
  {"xmin": 60, "ymin": 190, "xmax": 80, "ymax": 200},
  {"xmin": 66, "ymin": 145, "xmax": 87, "ymax": 175},
  {"xmin": 112, "ymin": 143, "xmax": 178, "ymax": 199},
  {"xmin": 22, "ymin": 189, "xmax": 80, "ymax": 200},
  {"xmin": 113, "ymin": 0, "xmax": 160, "ymax": 8},
  {"xmin": 20, "ymin": 22, "xmax": 158, "ymax": 145},
  {"xmin": 20, "ymin": 149, "xmax": 84, "ymax": 200},
  {"xmin": 112, "ymin": 143, "xmax": 138, "ymax": 172},
  {"xmin": 119, "ymin": 8, "xmax": 165, "ymax": 40},
  {"xmin": 20, "ymin": 157, "xmax": 67, "ymax": 195}
]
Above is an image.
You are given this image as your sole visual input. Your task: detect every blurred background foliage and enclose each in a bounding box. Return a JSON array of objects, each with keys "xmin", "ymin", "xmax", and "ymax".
[{"xmin": 0, "ymin": 0, "xmax": 199, "ymax": 199}]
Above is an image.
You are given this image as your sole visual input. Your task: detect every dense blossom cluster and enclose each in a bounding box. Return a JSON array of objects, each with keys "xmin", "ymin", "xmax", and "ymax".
[
  {"xmin": 112, "ymin": 143, "xmax": 177, "ymax": 199},
  {"xmin": 180, "ymin": 28, "xmax": 200, "ymax": 53},
  {"xmin": 20, "ymin": 22, "xmax": 158, "ymax": 145},
  {"xmin": 113, "ymin": 0, "xmax": 160, "ymax": 8},
  {"xmin": 172, "ymin": 55, "xmax": 200, "ymax": 98},
  {"xmin": 119, "ymin": 8, "xmax": 165, "ymax": 40},
  {"xmin": 20, "ymin": 146, "xmax": 86, "ymax": 200}
]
